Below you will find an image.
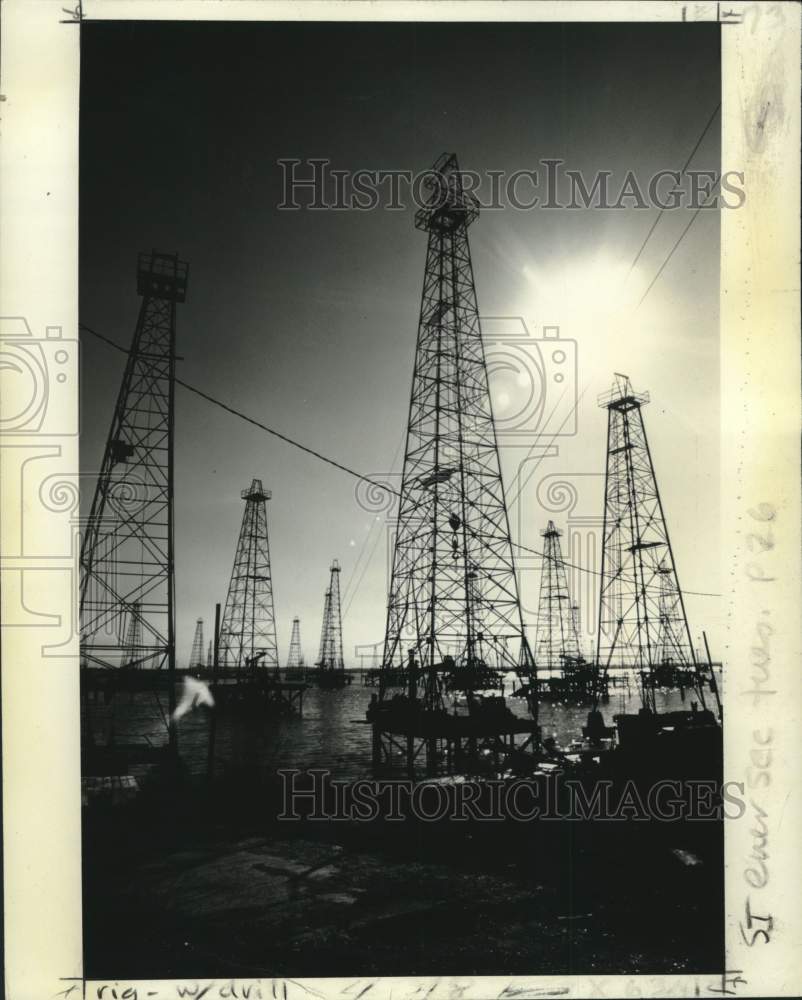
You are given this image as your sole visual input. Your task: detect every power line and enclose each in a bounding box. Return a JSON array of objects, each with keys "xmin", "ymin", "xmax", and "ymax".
[
  {"xmin": 506, "ymin": 381, "xmax": 590, "ymax": 512},
  {"xmin": 509, "ymin": 541, "xmax": 718, "ymax": 597},
  {"xmin": 635, "ymin": 192, "xmax": 715, "ymax": 310},
  {"xmin": 81, "ymin": 321, "xmax": 720, "ymax": 597},
  {"xmin": 343, "ymin": 520, "xmax": 388, "ymax": 621},
  {"xmin": 80, "ymin": 321, "xmax": 394, "ymax": 499},
  {"xmin": 626, "ymin": 101, "xmax": 721, "ymax": 280},
  {"xmin": 341, "ymin": 426, "xmax": 405, "ymax": 611}
]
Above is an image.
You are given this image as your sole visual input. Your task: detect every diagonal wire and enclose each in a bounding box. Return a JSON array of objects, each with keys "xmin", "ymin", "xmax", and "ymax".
[
  {"xmin": 626, "ymin": 101, "xmax": 721, "ymax": 281},
  {"xmin": 80, "ymin": 321, "xmax": 397, "ymax": 500},
  {"xmin": 81, "ymin": 321, "xmax": 720, "ymax": 597},
  {"xmin": 341, "ymin": 426, "xmax": 406, "ymax": 609},
  {"xmin": 343, "ymin": 521, "xmax": 389, "ymax": 622},
  {"xmin": 635, "ymin": 185, "xmax": 718, "ymax": 310}
]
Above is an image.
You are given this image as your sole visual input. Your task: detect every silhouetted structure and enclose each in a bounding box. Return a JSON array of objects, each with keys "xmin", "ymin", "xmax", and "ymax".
[
  {"xmin": 370, "ymin": 154, "xmax": 538, "ymax": 775},
  {"xmin": 122, "ymin": 602, "xmax": 143, "ymax": 669},
  {"xmin": 594, "ymin": 374, "xmax": 706, "ymax": 710},
  {"xmin": 285, "ymin": 616, "xmax": 306, "ymax": 679},
  {"xmin": 316, "ymin": 561, "xmax": 348, "ymax": 687},
  {"xmin": 218, "ymin": 479, "xmax": 279, "ymax": 672},
  {"xmin": 80, "ymin": 251, "xmax": 188, "ymax": 748},
  {"xmin": 189, "ymin": 618, "xmax": 204, "ymax": 671},
  {"xmin": 534, "ymin": 521, "xmax": 583, "ymax": 675}
]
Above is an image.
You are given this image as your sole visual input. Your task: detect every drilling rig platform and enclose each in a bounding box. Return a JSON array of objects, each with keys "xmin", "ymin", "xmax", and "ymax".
[{"xmin": 367, "ymin": 154, "xmax": 540, "ymax": 777}]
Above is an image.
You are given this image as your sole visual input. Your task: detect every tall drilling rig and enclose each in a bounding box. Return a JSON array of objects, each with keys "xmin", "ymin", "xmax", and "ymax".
[
  {"xmin": 218, "ymin": 479, "xmax": 279, "ymax": 673},
  {"xmin": 316, "ymin": 560, "xmax": 347, "ymax": 687},
  {"xmin": 594, "ymin": 374, "xmax": 707, "ymax": 712},
  {"xmin": 80, "ymin": 251, "xmax": 188, "ymax": 745},
  {"xmin": 371, "ymin": 154, "xmax": 537, "ymax": 774},
  {"xmin": 534, "ymin": 521, "xmax": 585, "ymax": 686}
]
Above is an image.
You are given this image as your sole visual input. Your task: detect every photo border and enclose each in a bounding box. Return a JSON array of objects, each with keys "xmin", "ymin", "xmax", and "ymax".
[{"xmin": 1, "ymin": 1, "xmax": 800, "ymax": 997}]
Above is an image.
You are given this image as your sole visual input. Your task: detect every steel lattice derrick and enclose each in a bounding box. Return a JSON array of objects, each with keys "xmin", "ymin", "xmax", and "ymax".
[
  {"xmin": 80, "ymin": 252, "xmax": 187, "ymax": 692},
  {"xmin": 189, "ymin": 617, "xmax": 205, "ymax": 670},
  {"xmin": 316, "ymin": 589, "xmax": 331, "ymax": 667},
  {"xmin": 218, "ymin": 479, "xmax": 279, "ymax": 671},
  {"xmin": 595, "ymin": 373, "xmax": 705, "ymax": 711},
  {"xmin": 122, "ymin": 602, "xmax": 143, "ymax": 669},
  {"xmin": 534, "ymin": 521, "xmax": 583, "ymax": 677},
  {"xmin": 380, "ymin": 154, "xmax": 536, "ymax": 717},
  {"xmin": 318, "ymin": 561, "xmax": 345, "ymax": 672},
  {"xmin": 287, "ymin": 616, "xmax": 303, "ymax": 669}
]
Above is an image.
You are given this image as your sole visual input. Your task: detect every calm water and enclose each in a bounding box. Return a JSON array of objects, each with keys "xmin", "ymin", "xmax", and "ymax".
[{"xmin": 85, "ymin": 672, "xmax": 715, "ymax": 781}]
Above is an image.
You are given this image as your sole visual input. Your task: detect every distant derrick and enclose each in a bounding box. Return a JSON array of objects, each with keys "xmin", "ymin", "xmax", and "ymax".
[
  {"xmin": 317, "ymin": 561, "xmax": 344, "ymax": 672},
  {"xmin": 122, "ymin": 602, "xmax": 143, "ymax": 669},
  {"xmin": 534, "ymin": 521, "xmax": 583, "ymax": 676},
  {"xmin": 218, "ymin": 479, "xmax": 279, "ymax": 671},
  {"xmin": 287, "ymin": 616, "xmax": 304, "ymax": 670},
  {"xmin": 189, "ymin": 618, "xmax": 204, "ymax": 670},
  {"xmin": 316, "ymin": 589, "xmax": 331, "ymax": 667}
]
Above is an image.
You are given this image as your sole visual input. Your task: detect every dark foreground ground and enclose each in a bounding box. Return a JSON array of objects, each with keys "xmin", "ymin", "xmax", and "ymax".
[{"xmin": 83, "ymin": 762, "xmax": 724, "ymax": 979}]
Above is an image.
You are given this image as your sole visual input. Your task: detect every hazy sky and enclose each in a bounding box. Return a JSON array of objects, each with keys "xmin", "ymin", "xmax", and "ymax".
[{"xmin": 80, "ymin": 20, "xmax": 722, "ymax": 668}]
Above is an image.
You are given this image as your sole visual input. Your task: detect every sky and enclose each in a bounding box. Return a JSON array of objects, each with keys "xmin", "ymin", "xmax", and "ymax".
[{"xmin": 79, "ymin": 20, "xmax": 722, "ymax": 669}]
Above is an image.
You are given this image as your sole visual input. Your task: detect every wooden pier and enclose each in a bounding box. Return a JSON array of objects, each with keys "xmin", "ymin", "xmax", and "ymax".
[
  {"xmin": 211, "ymin": 674, "xmax": 307, "ymax": 716},
  {"xmin": 362, "ymin": 667, "xmax": 407, "ymax": 687},
  {"xmin": 314, "ymin": 669, "xmax": 353, "ymax": 689},
  {"xmin": 82, "ymin": 666, "xmax": 308, "ymax": 717}
]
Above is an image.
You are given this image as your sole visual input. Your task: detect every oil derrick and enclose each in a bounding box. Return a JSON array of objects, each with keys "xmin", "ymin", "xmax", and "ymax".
[
  {"xmin": 316, "ymin": 589, "xmax": 331, "ymax": 668},
  {"xmin": 122, "ymin": 602, "xmax": 143, "ymax": 668},
  {"xmin": 188, "ymin": 618, "xmax": 204, "ymax": 670},
  {"xmin": 379, "ymin": 153, "xmax": 536, "ymax": 720},
  {"xmin": 286, "ymin": 616, "xmax": 304, "ymax": 670},
  {"xmin": 570, "ymin": 604, "xmax": 582, "ymax": 647},
  {"xmin": 80, "ymin": 251, "xmax": 188, "ymax": 729},
  {"xmin": 595, "ymin": 374, "xmax": 705, "ymax": 712},
  {"xmin": 206, "ymin": 641, "xmax": 213, "ymax": 669},
  {"xmin": 534, "ymin": 522, "xmax": 583, "ymax": 677},
  {"xmin": 317, "ymin": 560, "xmax": 345, "ymax": 673},
  {"xmin": 218, "ymin": 479, "xmax": 279, "ymax": 672}
]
